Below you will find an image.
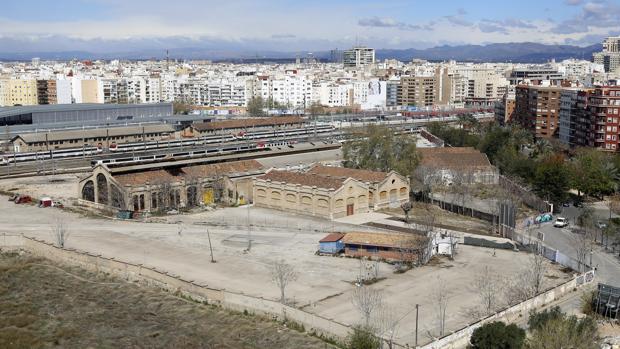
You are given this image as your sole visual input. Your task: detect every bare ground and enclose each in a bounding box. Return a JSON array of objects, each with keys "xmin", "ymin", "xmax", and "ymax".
[{"xmin": 0, "ymin": 251, "xmax": 337, "ymax": 349}]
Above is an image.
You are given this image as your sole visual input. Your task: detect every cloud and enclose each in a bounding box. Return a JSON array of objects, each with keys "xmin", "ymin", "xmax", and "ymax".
[
  {"xmin": 477, "ymin": 18, "xmax": 538, "ymax": 33},
  {"xmin": 564, "ymin": 0, "xmax": 583, "ymax": 5},
  {"xmin": 271, "ymin": 34, "xmax": 296, "ymax": 39},
  {"xmin": 443, "ymin": 15, "xmax": 474, "ymax": 27},
  {"xmin": 457, "ymin": 8, "xmax": 468, "ymax": 15},
  {"xmin": 357, "ymin": 16, "xmax": 432, "ymax": 31},
  {"xmin": 551, "ymin": 0, "xmax": 620, "ymax": 34}
]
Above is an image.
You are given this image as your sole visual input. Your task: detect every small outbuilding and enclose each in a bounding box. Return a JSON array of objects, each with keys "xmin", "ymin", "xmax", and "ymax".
[{"xmin": 318, "ymin": 233, "xmax": 346, "ymax": 254}]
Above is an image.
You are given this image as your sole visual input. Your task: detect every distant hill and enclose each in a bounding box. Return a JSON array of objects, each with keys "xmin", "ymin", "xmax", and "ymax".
[
  {"xmin": 375, "ymin": 42, "xmax": 602, "ymax": 63},
  {"xmin": 0, "ymin": 41, "xmax": 602, "ymax": 63}
]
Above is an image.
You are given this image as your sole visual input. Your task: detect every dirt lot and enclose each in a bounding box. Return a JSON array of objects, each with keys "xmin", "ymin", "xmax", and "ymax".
[
  {"xmin": 0, "ymin": 174, "xmax": 80, "ymax": 205},
  {"xmin": 0, "ymin": 193, "xmax": 574, "ymax": 347},
  {"xmin": 0, "ymin": 251, "xmax": 336, "ymax": 349}
]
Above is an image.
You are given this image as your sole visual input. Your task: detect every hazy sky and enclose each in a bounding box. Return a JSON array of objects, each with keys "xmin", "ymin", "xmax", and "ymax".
[{"xmin": 1, "ymin": 0, "xmax": 619, "ymax": 52}]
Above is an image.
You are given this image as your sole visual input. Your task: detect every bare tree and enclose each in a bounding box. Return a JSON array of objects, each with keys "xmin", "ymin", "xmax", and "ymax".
[
  {"xmin": 419, "ymin": 202, "xmax": 436, "ymax": 236},
  {"xmin": 375, "ymin": 306, "xmax": 401, "ymax": 349},
  {"xmin": 474, "ymin": 266, "xmax": 500, "ymax": 316},
  {"xmin": 572, "ymin": 232, "xmax": 594, "ymax": 272},
  {"xmin": 351, "ymin": 286, "xmax": 383, "ymax": 326},
  {"xmin": 50, "ymin": 217, "xmax": 69, "ymax": 248},
  {"xmin": 434, "ymin": 277, "xmax": 449, "ymax": 336},
  {"xmin": 502, "ymin": 252, "xmax": 548, "ymax": 306},
  {"xmin": 401, "ymin": 201, "xmax": 413, "ymax": 224},
  {"xmin": 271, "ymin": 259, "xmax": 298, "ymax": 304},
  {"xmin": 527, "ymin": 251, "xmax": 547, "ymax": 295}
]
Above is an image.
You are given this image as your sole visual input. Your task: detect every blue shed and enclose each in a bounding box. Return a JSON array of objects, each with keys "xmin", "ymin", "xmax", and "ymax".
[{"xmin": 319, "ymin": 233, "xmax": 345, "ymax": 254}]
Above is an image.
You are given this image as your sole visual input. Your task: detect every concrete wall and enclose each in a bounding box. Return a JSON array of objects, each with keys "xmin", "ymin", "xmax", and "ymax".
[
  {"xmin": 419, "ymin": 272, "xmax": 594, "ymax": 349},
  {"xmin": 2, "ymin": 235, "xmax": 351, "ymax": 343}
]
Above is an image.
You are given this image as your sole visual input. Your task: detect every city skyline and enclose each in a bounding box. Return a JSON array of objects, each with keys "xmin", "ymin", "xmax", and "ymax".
[{"xmin": 1, "ymin": 0, "xmax": 619, "ymax": 55}]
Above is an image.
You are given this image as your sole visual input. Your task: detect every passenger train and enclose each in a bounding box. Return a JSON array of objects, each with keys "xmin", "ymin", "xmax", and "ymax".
[{"xmin": 0, "ymin": 125, "xmax": 334, "ymax": 165}]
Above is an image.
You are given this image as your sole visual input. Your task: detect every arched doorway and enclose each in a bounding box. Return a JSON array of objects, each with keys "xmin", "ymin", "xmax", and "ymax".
[
  {"xmin": 81, "ymin": 180, "xmax": 95, "ymax": 202},
  {"xmin": 96, "ymin": 173, "xmax": 109, "ymax": 205}
]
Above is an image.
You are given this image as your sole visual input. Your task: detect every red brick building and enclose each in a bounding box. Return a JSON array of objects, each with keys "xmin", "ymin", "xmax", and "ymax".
[
  {"xmin": 514, "ymin": 85, "xmax": 562, "ymax": 139},
  {"xmin": 590, "ymin": 86, "xmax": 620, "ymax": 151}
]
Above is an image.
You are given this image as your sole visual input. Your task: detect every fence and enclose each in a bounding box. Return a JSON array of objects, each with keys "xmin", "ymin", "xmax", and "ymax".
[
  {"xmin": 508, "ymin": 229, "xmax": 593, "ymax": 272},
  {"xmin": 499, "ymin": 175, "xmax": 553, "ymax": 213},
  {"xmin": 1, "ymin": 234, "xmax": 352, "ymax": 343},
  {"xmin": 429, "ymin": 196, "xmax": 497, "ymax": 223},
  {"xmin": 419, "ymin": 269, "xmax": 595, "ymax": 349}
]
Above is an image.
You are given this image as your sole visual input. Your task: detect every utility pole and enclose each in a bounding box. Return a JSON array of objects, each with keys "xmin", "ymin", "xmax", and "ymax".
[
  {"xmin": 207, "ymin": 228, "xmax": 216, "ymax": 263},
  {"xmin": 415, "ymin": 304, "xmax": 419, "ymax": 348},
  {"xmin": 247, "ymin": 202, "xmax": 252, "ymax": 251}
]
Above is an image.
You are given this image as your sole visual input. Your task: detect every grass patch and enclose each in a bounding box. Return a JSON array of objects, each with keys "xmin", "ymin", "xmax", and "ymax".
[{"xmin": 0, "ymin": 252, "xmax": 337, "ymax": 349}]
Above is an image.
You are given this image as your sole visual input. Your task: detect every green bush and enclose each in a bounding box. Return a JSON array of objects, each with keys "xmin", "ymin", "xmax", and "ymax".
[
  {"xmin": 347, "ymin": 325, "xmax": 381, "ymax": 349},
  {"xmin": 468, "ymin": 321, "xmax": 525, "ymax": 349}
]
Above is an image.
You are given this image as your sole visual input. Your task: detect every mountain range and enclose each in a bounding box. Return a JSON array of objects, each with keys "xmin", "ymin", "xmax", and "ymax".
[{"xmin": 0, "ymin": 42, "xmax": 602, "ymax": 63}]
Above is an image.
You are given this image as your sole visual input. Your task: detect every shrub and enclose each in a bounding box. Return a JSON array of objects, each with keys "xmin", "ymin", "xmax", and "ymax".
[
  {"xmin": 468, "ymin": 321, "xmax": 525, "ymax": 349},
  {"xmin": 347, "ymin": 325, "xmax": 381, "ymax": 349}
]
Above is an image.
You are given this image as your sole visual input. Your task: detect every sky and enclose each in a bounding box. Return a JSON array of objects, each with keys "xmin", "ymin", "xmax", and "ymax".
[{"xmin": 0, "ymin": 0, "xmax": 619, "ymax": 53}]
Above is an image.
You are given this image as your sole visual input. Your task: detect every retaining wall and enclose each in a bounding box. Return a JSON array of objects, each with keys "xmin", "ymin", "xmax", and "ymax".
[
  {"xmin": 419, "ymin": 272, "xmax": 593, "ymax": 349},
  {"xmin": 3, "ymin": 235, "xmax": 351, "ymax": 342},
  {"xmin": 0, "ymin": 234, "xmax": 594, "ymax": 349}
]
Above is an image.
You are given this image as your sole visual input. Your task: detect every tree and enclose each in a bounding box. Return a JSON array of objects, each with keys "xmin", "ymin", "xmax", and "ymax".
[
  {"xmin": 50, "ymin": 217, "xmax": 69, "ymax": 248},
  {"xmin": 271, "ymin": 260, "xmax": 298, "ymax": 304},
  {"xmin": 572, "ymin": 148, "xmax": 617, "ymax": 199},
  {"xmin": 474, "ymin": 266, "xmax": 500, "ymax": 315},
  {"xmin": 434, "ymin": 277, "xmax": 449, "ymax": 337},
  {"xmin": 532, "ymin": 154, "xmax": 570, "ymax": 205},
  {"xmin": 307, "ymin": 102, "xmax": 324, "ymax": 118},
  {"xmin": 351, "ymin": 286, "xmax": 383, "ymax": 326},
  {"xmin": 247, "ymin": 96, "xmax": 265, "ymax": 117},
  {"xmin": 342, "ymin": 125, "xmax": 419, "ymax": 177},
  {"xmin": 173, "ymin": 100, "xmax": 192, "ymax": 115},
  {"xmin": 347, "ymin": 325, "xmax": 382, "ymax": 349},
  {"xmin": 527, "ymin": 307, "xmax": 598, "ymax": 349},
  {"xmin": 468, "ymin": 321, "xmax": 525, "ymax": 349},
  {"xmin": 401, "ymin": 201, "xmax": 413, "ymax": 223}
]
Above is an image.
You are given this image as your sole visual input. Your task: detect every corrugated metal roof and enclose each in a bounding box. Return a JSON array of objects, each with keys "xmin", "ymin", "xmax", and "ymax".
[
  {"xmin": 319, "ymin": 233, "xmax": 346, "ymax": 243},
  {"xmin": 13, "ymin": 124, "xmax": 175, "ymax": 143},
  {"xmin": 0, "ymin": 103, "xmax": 172, "ymax": 118}
]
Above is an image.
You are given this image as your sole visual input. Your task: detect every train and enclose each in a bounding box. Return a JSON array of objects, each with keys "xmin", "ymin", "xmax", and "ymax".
[
  {"xmin": 90, "ymin": 140, "xmax": 297, "ymax": 167},
  {"xmin": 0, "ymin": 124, "xmax": 335, "ymax": 166}
]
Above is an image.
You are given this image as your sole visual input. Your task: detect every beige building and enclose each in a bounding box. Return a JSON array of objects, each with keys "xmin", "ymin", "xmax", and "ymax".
[
  {"xmin": 81, "ymin": 80, "xmax": 100, "ymax": 103},
  {"xmin": 78, "ymin": 160, "xmax": 265, "ymax": 212},
  {"xmin": 0, "ymin": 79, "xmax": 38, "ymax": 106},
  {"xmin": 306, "ymin": 165, "xmax": 410, "ymax": 210},
  {"xmin": 253, "ymin": 170, "xmax": 371, "ymax": 219}
]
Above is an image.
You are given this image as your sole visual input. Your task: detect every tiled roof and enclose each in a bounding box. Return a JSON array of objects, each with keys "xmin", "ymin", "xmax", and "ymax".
[
  {"xmin": 14, "ymin": 124, "xmax": 175, "ymax": 143},
  {"xmin": 258, "ymin": 170, "xmax": 346, "ymax": 190},
  {"xmin": 114, "ymin": 159, "xmax": 264, "ymax": 186},
  {"xmin": 307, "ymin": 164, "xmax": 391, "ymax": 183},
  {"xmin": 418, "ymin": 147, "xmax": 493, "ymax": 169},
  {"xmin": 319, "ymin": 233, "xmax": 346, "ymax": 243},
  {"xmin": 342, "ymin": 232, "xmax": 427, "ymax": 248},
  {"xmin": 192, "ymin": 116, "xmax": 304, "ymax": 131}
]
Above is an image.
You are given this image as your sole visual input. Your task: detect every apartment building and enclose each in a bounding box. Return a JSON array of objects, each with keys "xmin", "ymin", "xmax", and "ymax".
[
  {"xmin": 514, "ymin": 85, "xmax": 562, "ymax": 139},
  {"xmin": 594, "ymin": 37, "xmax": 620, "ymax": 73},
  {"xmin": 589, "ymin": 86, "xmax": 620, "ymax": 151},
  {"xmin": 558, "ymin": 88, "xmax": 593, "ymax": 148},
  {"xmin": 0, "ymin": 79, "xmax": 38, "ymax": 106},
  {"xmin": 397, "ymin": 76, "xmax": 437, "ymax": 107},
  {"xmin": 494, "ymin": 86, "xmax": 516, "ymax": 125},
  {"xmin": 343, "ymin": 47, "xmax": 375, "ymax": 68}
]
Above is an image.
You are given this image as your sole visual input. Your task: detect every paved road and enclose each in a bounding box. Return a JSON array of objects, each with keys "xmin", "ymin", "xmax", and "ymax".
[{"xmin": 538, "ymin": 203, "xmax": 620, "ymax": 286}]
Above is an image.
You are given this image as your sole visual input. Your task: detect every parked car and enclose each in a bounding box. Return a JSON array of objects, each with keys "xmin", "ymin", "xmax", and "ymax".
[
  {"xmin": 554, "ymin": 217, "xmax": 569, "ymax": 228},
  {"xmin": 562, "ymin": 202, "xmax": 570, "ymax": 207},
  {"xmin": 596, "ymin": 221, "xmax": 608, "ymax": 229}
]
